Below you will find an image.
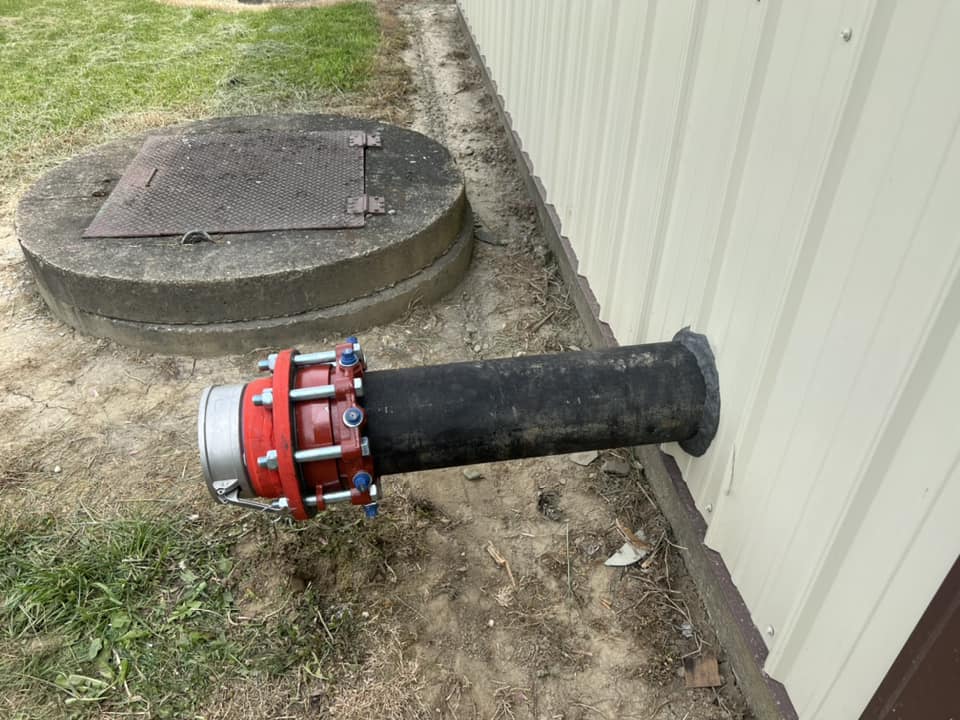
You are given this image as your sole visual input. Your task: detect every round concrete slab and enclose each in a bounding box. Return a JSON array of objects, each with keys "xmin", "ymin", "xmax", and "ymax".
[{"xmin": 17, "ymin": 114, "xmax": 472, "ymax": 355}]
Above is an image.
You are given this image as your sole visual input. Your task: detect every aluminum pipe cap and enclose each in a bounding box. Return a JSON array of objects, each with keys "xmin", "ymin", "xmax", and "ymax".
[{"xmin": 197, "ymin": 384, "xmax": 252, "ymax": 499}]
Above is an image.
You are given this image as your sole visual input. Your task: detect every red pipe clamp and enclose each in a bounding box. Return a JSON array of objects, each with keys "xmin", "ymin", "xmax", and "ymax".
[{"xmin": 211, "ymin": 338, "xmax": 378, "ymax": 520}]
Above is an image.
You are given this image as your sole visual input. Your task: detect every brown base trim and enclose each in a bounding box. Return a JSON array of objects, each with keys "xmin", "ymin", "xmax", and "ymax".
[
  {"xmin": 456, "ymin": 5, "xmax": 797, "ymax": 719},
  {"xmin": 638, "ymin": 448, "xmax": 799, "ymax": 720},
  {"xmin": 860, "ymin": 553, "xmax": 960, "ymax": 719}
]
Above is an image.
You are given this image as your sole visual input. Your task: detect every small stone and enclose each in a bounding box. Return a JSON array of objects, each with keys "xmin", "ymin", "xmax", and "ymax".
[
  {"xmin": 473, "ymin": 343, "xmax": 482, "ymax": 353},
  {"xmin": 53, "ymin": 465, "xmax": 62, "ymax": 474},
  {"xmin": 601, "ymin": 456, "xmax": 631, "ymax": 477},
  {"xmin": 362, "ymin": 611, "xmax": 370, "ymax": 619},
  {"xmin": 462, "ymin": 467, "xmax": 484, "ymax": 481},
  {"xmin": 487, "ymin": 619, "xmax": 495, "ymax": 628},
  {"xmin": 569, "ymin": 450, "xmax": 599, "ymax": 466},
  {"xmin": 387, "ymin": 209, "xmax": 397, "ymax": 215}
]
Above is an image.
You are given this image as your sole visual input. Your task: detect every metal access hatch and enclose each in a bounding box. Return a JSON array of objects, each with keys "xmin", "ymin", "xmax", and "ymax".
[{"xmin": 83, "ymin": 130, "xmax": 383, "ymax": 238}]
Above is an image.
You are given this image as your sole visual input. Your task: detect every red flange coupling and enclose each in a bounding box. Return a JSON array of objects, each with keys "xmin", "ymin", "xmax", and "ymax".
[{"xmin": 199, "ymin": 338, "xmax": 378, "ymax": 520}]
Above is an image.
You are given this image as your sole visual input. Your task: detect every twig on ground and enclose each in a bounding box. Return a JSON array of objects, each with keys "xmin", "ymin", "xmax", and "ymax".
[
  {"xmin": 528, "ymin": 309, "xmax": 556, "ymax": 333},
  {"xmin": 486, "ymin": 542, "xmax": 517, "ymax": 588}
]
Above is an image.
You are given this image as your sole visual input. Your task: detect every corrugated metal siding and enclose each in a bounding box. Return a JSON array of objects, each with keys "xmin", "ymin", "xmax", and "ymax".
[{"xmin": 457, "ymin": 2, "xmax": 960, "ymax": 718}]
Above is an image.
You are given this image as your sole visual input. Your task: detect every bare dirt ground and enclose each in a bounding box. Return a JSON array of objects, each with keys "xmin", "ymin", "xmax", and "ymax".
[{"xmin": 0, "ymin": 1, "xmax": 752, "ymax": 718}]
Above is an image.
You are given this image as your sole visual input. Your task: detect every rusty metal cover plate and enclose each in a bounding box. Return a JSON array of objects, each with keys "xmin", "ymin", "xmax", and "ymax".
[{"xmin": 83, "ymin": 130, "xmax": 366, "ymax": 238}]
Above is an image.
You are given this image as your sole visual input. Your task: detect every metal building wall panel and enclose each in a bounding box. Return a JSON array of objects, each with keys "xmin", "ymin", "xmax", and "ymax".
[{"xmin": 457, "ymin": 2, "xmax": 960, "ymax": 718}]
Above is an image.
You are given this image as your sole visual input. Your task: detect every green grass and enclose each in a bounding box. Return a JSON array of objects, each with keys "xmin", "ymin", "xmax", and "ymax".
[
  {"xmin": 0, "ymin": 0, "xmax": 379, "ymax": 187},
  {"xmin": 0, "ymin": 514, "xmax": 363, "ymax": 719}
]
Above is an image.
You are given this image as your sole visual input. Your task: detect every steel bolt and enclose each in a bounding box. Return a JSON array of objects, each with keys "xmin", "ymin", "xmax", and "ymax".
[
  {"xmin": 257, "ymin": 449, "xmax": 279, "ymax": 470},
  {"xmin": 353, "ymin": 377, "xmax": 365, "ymax": 397},
  {"xmin": 343, "ymin": 406, "xmax": 364, "ymax": 428},
  {"xmin": 705, "ymin": 503, "xmax": 713, "ymax": 513},
  {"xmin": 257, "ymin": 353, "xmax": 279, "ymax": 372},
  {"xmin": 353, "ymin": 471, "xmax": 373, "ymax": 493},
  {"xmin": 252, "ymin": 389, "xmax": 274, "ymax": 407},
  {"xmin": 364, "ymin": 502, "xmax": 379, "ymax": 519},
  {"xmin": 361, "ymin": 437, "xmax": 371, "ymax": 457},
  {"xmin": 766, "ymin": 625, "xmax": 776, "ymax": 637}
]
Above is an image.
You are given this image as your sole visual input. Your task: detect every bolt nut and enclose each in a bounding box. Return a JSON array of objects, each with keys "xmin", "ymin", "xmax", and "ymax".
[
  {"xmin": 766, "ymin": 625, "xmax": 776, "ymax": 637},
  {"xmin": 257, "ymin": 449, "xmax": 279, "ymax": 470},
  {"xmin": 353, "ymin": 471, "xmax": 373, "ymax": 493},
  {"xmin": 339, "ymin": 349, "xmax": 358, "ymax": 368},
  {"xmin": 343, "ymin": 406, "xmax": 364, "ymax": 428},
  {"xmin": 705, "ymin": 503, "xmax": 713, "ymax": 513},
  {"xmin": 257, "ymin": 353, "xmax": 279, "ymax": 372},
  {"xmin": 364, "ymin": 502, "xmax": 379, "ymax": 519},
  {"xmin": 252, "ymin": 389, "xmax": 274, "ymax": 407},
  {"xmin": 840, "ymin": 27, "xmax": 853, "ymax": 42}
]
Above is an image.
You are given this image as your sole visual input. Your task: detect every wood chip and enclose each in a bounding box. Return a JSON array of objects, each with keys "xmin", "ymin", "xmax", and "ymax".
[
  {"xmin": 683, "ymin": 652, "xmax": 722, "ymax": 688},
  {"xmin": 616, "ymin": 518, "xmax": 654, "ymax": 553},
  {"xmin": 485, "ymin": 542, "xmax": 517, "ymax": 588}
]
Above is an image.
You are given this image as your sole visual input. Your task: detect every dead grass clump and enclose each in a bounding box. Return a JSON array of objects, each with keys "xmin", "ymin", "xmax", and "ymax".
[
  {"xmin": 368, "ymin": 1, "xmax": 415, "ymax": 125},
  {"xmin": 324, "ymin": 626, "xmax": 429, "ymax": 720}
]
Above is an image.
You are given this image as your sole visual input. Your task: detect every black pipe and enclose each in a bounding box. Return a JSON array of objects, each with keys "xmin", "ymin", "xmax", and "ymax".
[{"xmin": 362, "ymin": 330, "xmax": 719, "ymax": 475}]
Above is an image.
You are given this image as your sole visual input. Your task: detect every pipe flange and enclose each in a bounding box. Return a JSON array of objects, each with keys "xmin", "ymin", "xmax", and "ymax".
[{"xmin": 673, "ymin": 327, "xmax": 720, "ymax": 457}]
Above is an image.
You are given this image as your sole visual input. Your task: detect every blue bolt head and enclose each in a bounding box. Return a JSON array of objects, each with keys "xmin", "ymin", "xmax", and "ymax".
[
  {"xmin": 364, "ymin": 502, "xmax": 379, "ymax": 519},
  {"xmin": 353, "ymin": 471, "xmax": 373, "ymax": 493},
  {"xmin": 343, "ymin": 406, "xmax": 364, "ymax": 428},
  {"xmin": 346, "ymin": 335, "xmax": 359, "ymax": 345},
  {"xmin": 339, "ymin": 347, "xmax": 358, "ymax": 367}
]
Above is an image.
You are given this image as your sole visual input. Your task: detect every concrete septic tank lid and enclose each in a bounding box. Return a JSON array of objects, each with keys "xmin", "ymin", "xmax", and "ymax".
[{"xmin": 16, "ymin": 114, "xmax": 472, "ymax": 356}]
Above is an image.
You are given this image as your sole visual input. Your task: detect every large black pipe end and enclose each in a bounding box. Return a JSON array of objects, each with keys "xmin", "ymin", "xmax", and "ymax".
[{"xmin": 673, "ymin": 327, "xmax": 720, "ymax": 457}]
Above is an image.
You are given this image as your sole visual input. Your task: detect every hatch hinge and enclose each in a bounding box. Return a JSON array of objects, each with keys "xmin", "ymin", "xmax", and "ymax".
[
  {"xmin": 347, "ymin": 195, "xmax": 386, "ymax": 216},
  {"xmin": 348, "ymin": 132, "xmax": 382, "ymax": 148}
]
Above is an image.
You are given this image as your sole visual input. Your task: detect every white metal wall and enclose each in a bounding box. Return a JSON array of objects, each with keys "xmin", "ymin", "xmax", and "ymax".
[{"xmin": 458, "ymin": 2, "xmax": 960, "ymax": 718}]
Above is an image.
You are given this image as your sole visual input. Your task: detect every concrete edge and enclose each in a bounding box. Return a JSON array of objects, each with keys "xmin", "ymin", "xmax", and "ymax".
[
  {"xmin": 456, "ymin": 6, "xmax": 798, "ymax": 719},
  {"xmin": 15, "ymin": 117, "xmax": 467, "ymax": 326},
  {"xmin": 40, "ymin": 210, "xmax": 474, "ymax": 356}
]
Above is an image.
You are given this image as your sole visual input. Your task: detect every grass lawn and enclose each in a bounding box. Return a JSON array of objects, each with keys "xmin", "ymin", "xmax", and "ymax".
[
  {"xmin": 0, "ymin": 0, "xmax": 380, "ymax": 192},
  {"xmin": 0, "ymin": 513, "xmax": 369, "ymax": 719}
]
